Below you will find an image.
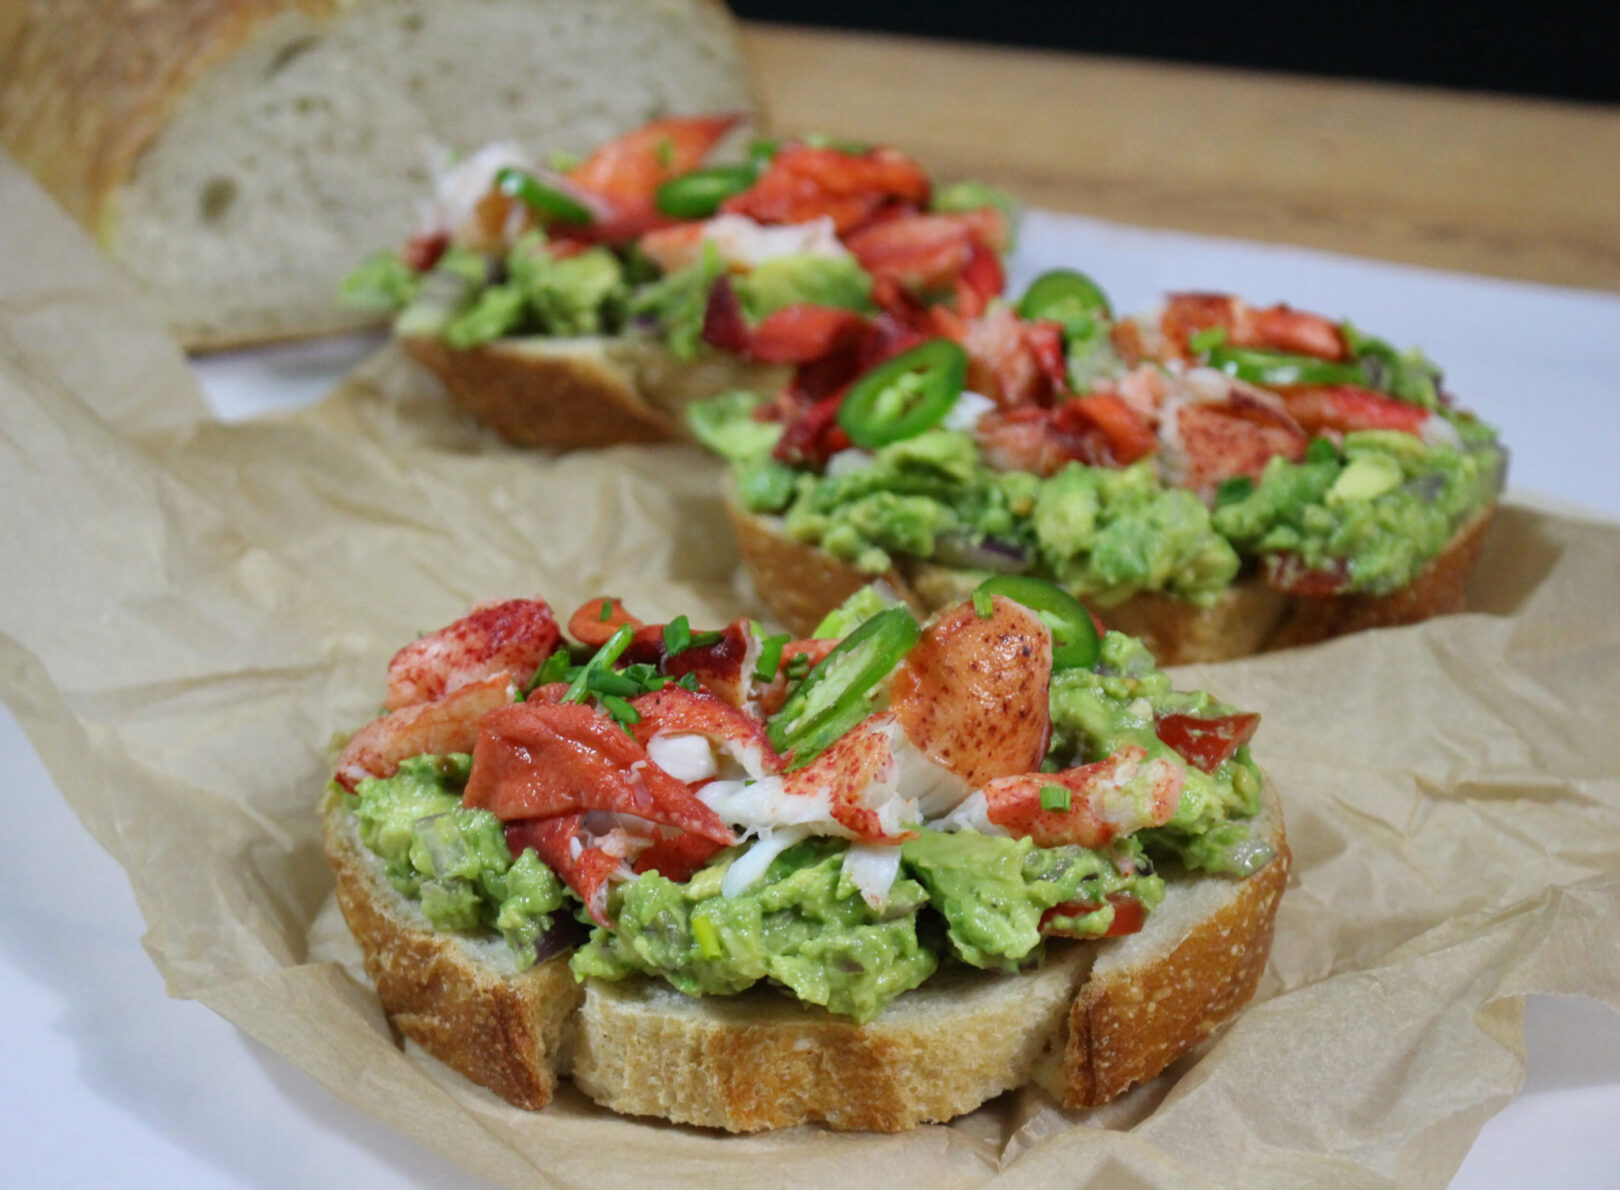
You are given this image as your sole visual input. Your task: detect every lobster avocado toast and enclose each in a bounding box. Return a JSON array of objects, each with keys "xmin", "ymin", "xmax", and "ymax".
[
  {"xmin": 696, "ymin": 281, "xmax": 1504, "ymax": 662},
  {"xmin": 342, "ymin": 114, "xmax": 1016, "ymax": 448},
  {"xmin": 323, "ymin": 585, "xmax": 1287, "ymax": 1131}
]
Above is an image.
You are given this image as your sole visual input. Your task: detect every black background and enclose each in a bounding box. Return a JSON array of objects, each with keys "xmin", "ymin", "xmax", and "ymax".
[{"xmin": 730, "ymin": 1, "xmax": 1619, "ymax": 106}]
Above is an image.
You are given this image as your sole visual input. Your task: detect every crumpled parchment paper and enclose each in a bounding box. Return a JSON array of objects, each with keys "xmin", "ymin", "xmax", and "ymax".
[{"xmin": 3, "ymin": 153, "xmax": 1617, "ymax": 1190}]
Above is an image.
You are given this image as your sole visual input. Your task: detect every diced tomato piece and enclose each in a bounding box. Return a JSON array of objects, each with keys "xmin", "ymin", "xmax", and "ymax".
[
  {"xmin": 1264, "ymin": 552, "xmax": 1352, "ymax": 596},
  {"xmin": 1278, "ymin": 385, "xmax": 1430, "ymax": 436},
  {"xmin": 631, "ymin": 832, "xmax": 727, "ymax": 882},
  {"xmin": 619, "ymin": 623, "xmax": 671, "ymax": 668},
  {"xmin": 772, "ymin": 390, "xmax": 851, "ymax": 467},
  {"xmin": 1154, "ymin": 711, "xmax": 1261, "ymax": 773},
  {"xmin": 1040, "ymin": 892, "xmax": 1147, "ymax": 938},
  {"xmin": 761, "ymin": 314, "xmax": 931, "ymax": 464},
  {"xmin": 567, "ymin": 113, "xmax": 742, "ymax": 206},
  {"xmin": 402, "ymin": 231, "xmax": 448, "ymax": 273},
  {"xmin": 1087, "ymin": 608, "xmax": 1108, "ymax": 640},
  {"xmin": 701, "ymin": 274, "xmax": 752, "ymax": 355},
  {"xmin": 568, "ymin": 598, "xmax": 645, "ymax": 648},
  {"xmin": 1103, "ymin": 894, "xmax": 1146, "ymax": 936},
  {"xmin": 749, "ymin": 304, "xmax": 870, "ymax": 364}
]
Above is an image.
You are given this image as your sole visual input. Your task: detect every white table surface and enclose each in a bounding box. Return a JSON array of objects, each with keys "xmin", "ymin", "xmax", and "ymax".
[{"xmin": 5, "ymin": 211, "xmax": 1620, "ymax": 1186}]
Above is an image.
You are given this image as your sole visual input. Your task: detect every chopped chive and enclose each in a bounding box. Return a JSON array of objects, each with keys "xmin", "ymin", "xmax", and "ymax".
[
  {"xmin": 1040, "ymin": 784, "xmax": 1072, "ymax": 813},
  {"xmin": 599, "ymin": 694, "xmax": 640, "ymax": 726},
  {"xmin": 676, "ymin": 673, "xmax": 700, "ymax": 691},
  {"xmin": 598, "ymin": 599, "xmax": 614, "ymax": 622},
  {"xmin": 690, "ymin": 914, "xmax": 722, "ymax": 958},
  {"xmin": 972, "ymin": 590, "xmax": 994, "ymax": 619},
  {"xmin": 753, "ymin": 633, "xmax": 790, "ymax": 682},
  {"xmin": 1306, "ymin": 436, "xmax": 1340, "ymax": 464},
  {"xmin": 523, "ymin": 648, "xmax": 570, "ymax": 697},
  {"xmin": 655, "ymin": 137, "xmax": 675, "ymax": 169},
  {"xmin": 587, "ymin": 667, "xmax": 640, "ymax": 697},
  {"xmin": 1188, "ymin": 325, "xmax": 1227, "ymax": 354},
  {"xmin": 689, "ymin": 630, "xmax": 723, "ymax": 649},
  {"xmin": 1214, "ymin": 476, "xmax": 1254, "ymax": 507},
  {"xmin": 663, "ymin": 615, "xmax": 692, "ymax": 655},
  {"xmin": 563, "ymin": 624, "xmax": 635, "ymax": 704}
]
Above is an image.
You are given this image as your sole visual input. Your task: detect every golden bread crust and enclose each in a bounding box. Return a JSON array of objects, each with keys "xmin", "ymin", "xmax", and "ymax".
[
  {"xmin": 1261, "ymin": 506, "xmax": 1494, "ymax": 652},
  {"xmin": 404, "ymin": 335, "xmax": 791, "ymax": 449},
  {"xmin": 729, "ymin": 490, "xmax": 1495, "ymax": 661},
  {"xmin": 1052, "ymin": 819, "xmax": 1289, "ymax": 1107},
  {"xmin": 322, "ymin": 789, "xmax": 580, "ymax": 1109},
  {"xmin": 321, "ymin": 780, "xmax": 1286, "ymax": 1131},
  {"xmin": 565, "ymin": 954, "xmax": 1092, "ymax": 1132}
]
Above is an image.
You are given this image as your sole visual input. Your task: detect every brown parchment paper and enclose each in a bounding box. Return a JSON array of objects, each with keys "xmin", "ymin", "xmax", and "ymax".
[{"xmin": 4, "ymin": 153, "xmax": 1619, "ymax": 1190}]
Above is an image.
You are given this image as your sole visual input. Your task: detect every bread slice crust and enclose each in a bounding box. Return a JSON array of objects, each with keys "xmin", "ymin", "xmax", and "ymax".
[
  {"xmin": 322, "ymin": 782, "xmax": 1287, "ymax": 1131},
  {"xmin": 402, "ymin": 334, "xmax": 790, "ymax": 449},
  {"xmin": 729, "ymin": 493, "xmax": 1495, "ymax": 663},
  {"xmin": 323, "ymin": 788, "xmax": 581, "ymax": 1110}
]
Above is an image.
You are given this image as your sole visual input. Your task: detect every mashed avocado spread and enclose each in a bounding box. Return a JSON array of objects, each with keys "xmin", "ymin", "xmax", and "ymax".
[
  {"xmin": 343, "ymin": 164, "xmax": 1010, "ymax": 361},
  {"xmin": 344, "ymin": 626, "xmax": 1265, "ymax": 1023},
  {"xmin": 695, "ymin": 380, "xmax": 1503, "ymax": 604}
]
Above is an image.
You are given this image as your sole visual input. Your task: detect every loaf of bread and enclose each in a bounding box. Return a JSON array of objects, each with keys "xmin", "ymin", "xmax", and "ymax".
[{"xmin": 0, "ymin": 0, "xmax": 755, "ymax": 350}]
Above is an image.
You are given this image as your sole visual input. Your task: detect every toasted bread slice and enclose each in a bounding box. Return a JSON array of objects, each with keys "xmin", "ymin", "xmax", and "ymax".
[
  {"xmin": 322, "ymin": 783, "xmax": 1287, "ymax": 1131},
  {"xmin": 728, "ymin": 493, "xmax": 1495, "ymax": 663},
  {"xmin": 402, "ymin": 335, "xmax": 791, "ymax": 449}
]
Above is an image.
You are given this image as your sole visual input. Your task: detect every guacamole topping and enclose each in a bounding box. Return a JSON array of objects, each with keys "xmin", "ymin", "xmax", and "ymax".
[
  {"xmin": 349, "ymin": 754, "xmax": 568, "ymax": 958},
  {"xmin": 689, "ymin": 290, "xmax": 1504, "ymax": 604},
  {"xmin": 343, "ymin": 590, "xmax": 1269, "ymax": 1022},
  {"xmin": 341, "ymin": 122, "xmax": 1014, "ymax": 363}
]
